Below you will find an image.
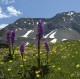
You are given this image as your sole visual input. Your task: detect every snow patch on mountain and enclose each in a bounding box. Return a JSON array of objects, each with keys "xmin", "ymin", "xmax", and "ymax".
[
  {"xmin": 36, "ymin": 22, "xmax": 38, "ymax": 25},
  {"xmin": 69, "ymin": 28, "xmax": 72, "ymax": 31},
  {"xmin": 15, "ymin": 22, "xmax": 18, "ymax": 25},
  {"xmin": 44, "ymin": 30, "xmax": 55, "ymax": 38},
  {"xmin": 50, "ymin": 38, "xmax": 57, "ymax": 43},
  {"xmin": 24, "ymin": 21, "xmax": 26, "ymax": 23},
  {"xmin": 43, "ymin": 22, "xmax": 47, "ymax": 24},
  {"xmin": 63, "ymin": 17, "xmax": 65, "ymax": 21},
  {"xmin": 62, "ymin": 39, "xmax": 67, "ymax": 41},
  {"xmin": 70, "ymin": 18, "xmax": 73, "ymax": 20},
  {"xmin": 21, "ymin": 30, "xmax": 34, "ymax": 38},
  {"xmin": 25, "ymin": 42, "xmax": 29, "ymax": 45},
  {"xmin": 49, "ymin": 31, "xmax": 57, "ymax": 38},
  {"xmin": 67, "ymin": 12, "xmax": 74, "ymax": 16},
  {"xmin": 18, "ymin": 28, "xmax": 22, "ymax": 30},
  {"xmin": 44, "ymin": 29, "xmax": 57, "ymax": 38},
  {"xmin": 28, "ymin": 23, "xmax": 31, "ymax": 25},
  {"xmin": 15, "ymin": 29, "xmax": 18, "ymax": 31}
]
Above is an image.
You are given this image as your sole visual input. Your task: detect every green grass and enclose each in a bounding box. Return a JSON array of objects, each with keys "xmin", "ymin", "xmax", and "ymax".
[{"xmin": 0, "ymin": 40, "xmax": 80, "ymax": 79}]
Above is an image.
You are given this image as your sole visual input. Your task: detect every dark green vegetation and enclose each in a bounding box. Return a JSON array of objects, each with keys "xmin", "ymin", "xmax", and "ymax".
[{"xmin": 0, "ymin": 40, "xmax": 80, "ymax": 79}]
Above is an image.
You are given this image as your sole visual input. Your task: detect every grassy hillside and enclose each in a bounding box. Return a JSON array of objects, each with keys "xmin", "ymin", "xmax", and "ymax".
[{"xmin": 0, "ymin": 40, "xmax": 80, "ymax": 79}]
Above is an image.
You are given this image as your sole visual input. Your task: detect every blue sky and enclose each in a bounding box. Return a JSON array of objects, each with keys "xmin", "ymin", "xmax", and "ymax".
[{"xmin": 0, "ymin": 0, "xmax": 80, "ymax": 28}]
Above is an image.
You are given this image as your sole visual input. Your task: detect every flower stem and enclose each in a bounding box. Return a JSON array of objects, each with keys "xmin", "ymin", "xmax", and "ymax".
[
  {"xmin": 37, "ymin": 39, "xmax": 41, "ymax": 69},
  {"xmin": 9, "ymin": 45, "xmax": 11, "ymax": 54},
  {"xmin": 21, "ymin": 55, "xmax": 25, "ymax": 78},
  {"xmin": 46, "ymin": 51, "xmax": 48, "ymax": 65},
  {"xmin": 22, "ymin": 55, "xmax": 25, "ymax": 69},
  {"xmin": 12, "ymin": 44, "xmax": 14, "ymax": 55}
]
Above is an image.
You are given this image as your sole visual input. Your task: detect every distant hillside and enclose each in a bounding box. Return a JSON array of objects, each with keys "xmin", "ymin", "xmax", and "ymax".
[{"xmin": 0, "ymin": 11, "xmax": 80, "ymax": 44}]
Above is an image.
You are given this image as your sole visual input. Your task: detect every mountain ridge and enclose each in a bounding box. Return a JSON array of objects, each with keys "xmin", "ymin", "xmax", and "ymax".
[{"xmin": 0, "ymin": 11, "xmax": 80, "ymax": 44}]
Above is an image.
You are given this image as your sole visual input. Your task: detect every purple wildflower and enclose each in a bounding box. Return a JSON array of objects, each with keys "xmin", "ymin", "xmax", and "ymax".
[
  {"xmin": 44, "ymin": 42, "xmax": 49, "ymax": 52},
  {"xmin": 6, "ymin": 30, "xmax": 15, "ymax": 44},
  {"xmin": 37, "ymin": 20, "xmax": 44, "ymax": 39},
  {"xmin": 11, "ymin": 30, "xmax": 15, "ymax": 44},
  {"xmin": 36, "ymin": 32, "xmax": 40, "ymax": 39},
  {"xmin": 36, "ymin": 20, "xmax": 44, "ymax": 68},
  {"xmin": 20, "ymin": 42, "xmax": 25, "ymax": 56},
  {"xmin": 7, "ymin": 30, "xmax": 12, "ymax": 44}
]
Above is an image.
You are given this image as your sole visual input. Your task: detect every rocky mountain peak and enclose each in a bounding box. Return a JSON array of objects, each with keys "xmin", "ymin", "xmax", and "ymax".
[{"xmin": 0, "ymin": 11, "xmax": 80, "ymax": 44}]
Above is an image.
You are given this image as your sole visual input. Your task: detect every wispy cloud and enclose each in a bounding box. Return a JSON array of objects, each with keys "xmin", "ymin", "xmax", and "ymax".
[
  {"xmin": 0, "ymin": 7, "xmax": 9, "ymax": 18},
  {"xmin": 0, "ymin": 0, "xmax": 23, "ymax": 19},
  {"xmin": 0, "ymin": 24, "xmax": 8, "ymax": 29},
  {"xmin": 7, "ymin": 6, "xmax": 22, "ymax": 16},
  {"xmin": 2, "ymin": 0, "xmax": 15, "ymax": 4}
]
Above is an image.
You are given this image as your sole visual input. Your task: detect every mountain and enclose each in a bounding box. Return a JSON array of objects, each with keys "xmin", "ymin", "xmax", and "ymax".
[{"xmin": 0, "ymin": 11, "xmax": 80, "ymax": 44}]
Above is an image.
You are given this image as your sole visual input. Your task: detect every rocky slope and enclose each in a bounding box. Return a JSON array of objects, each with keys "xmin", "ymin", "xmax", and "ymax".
[{"xmin": 0, "ymin": 11, "xmax": 80, "ymax": 44}]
